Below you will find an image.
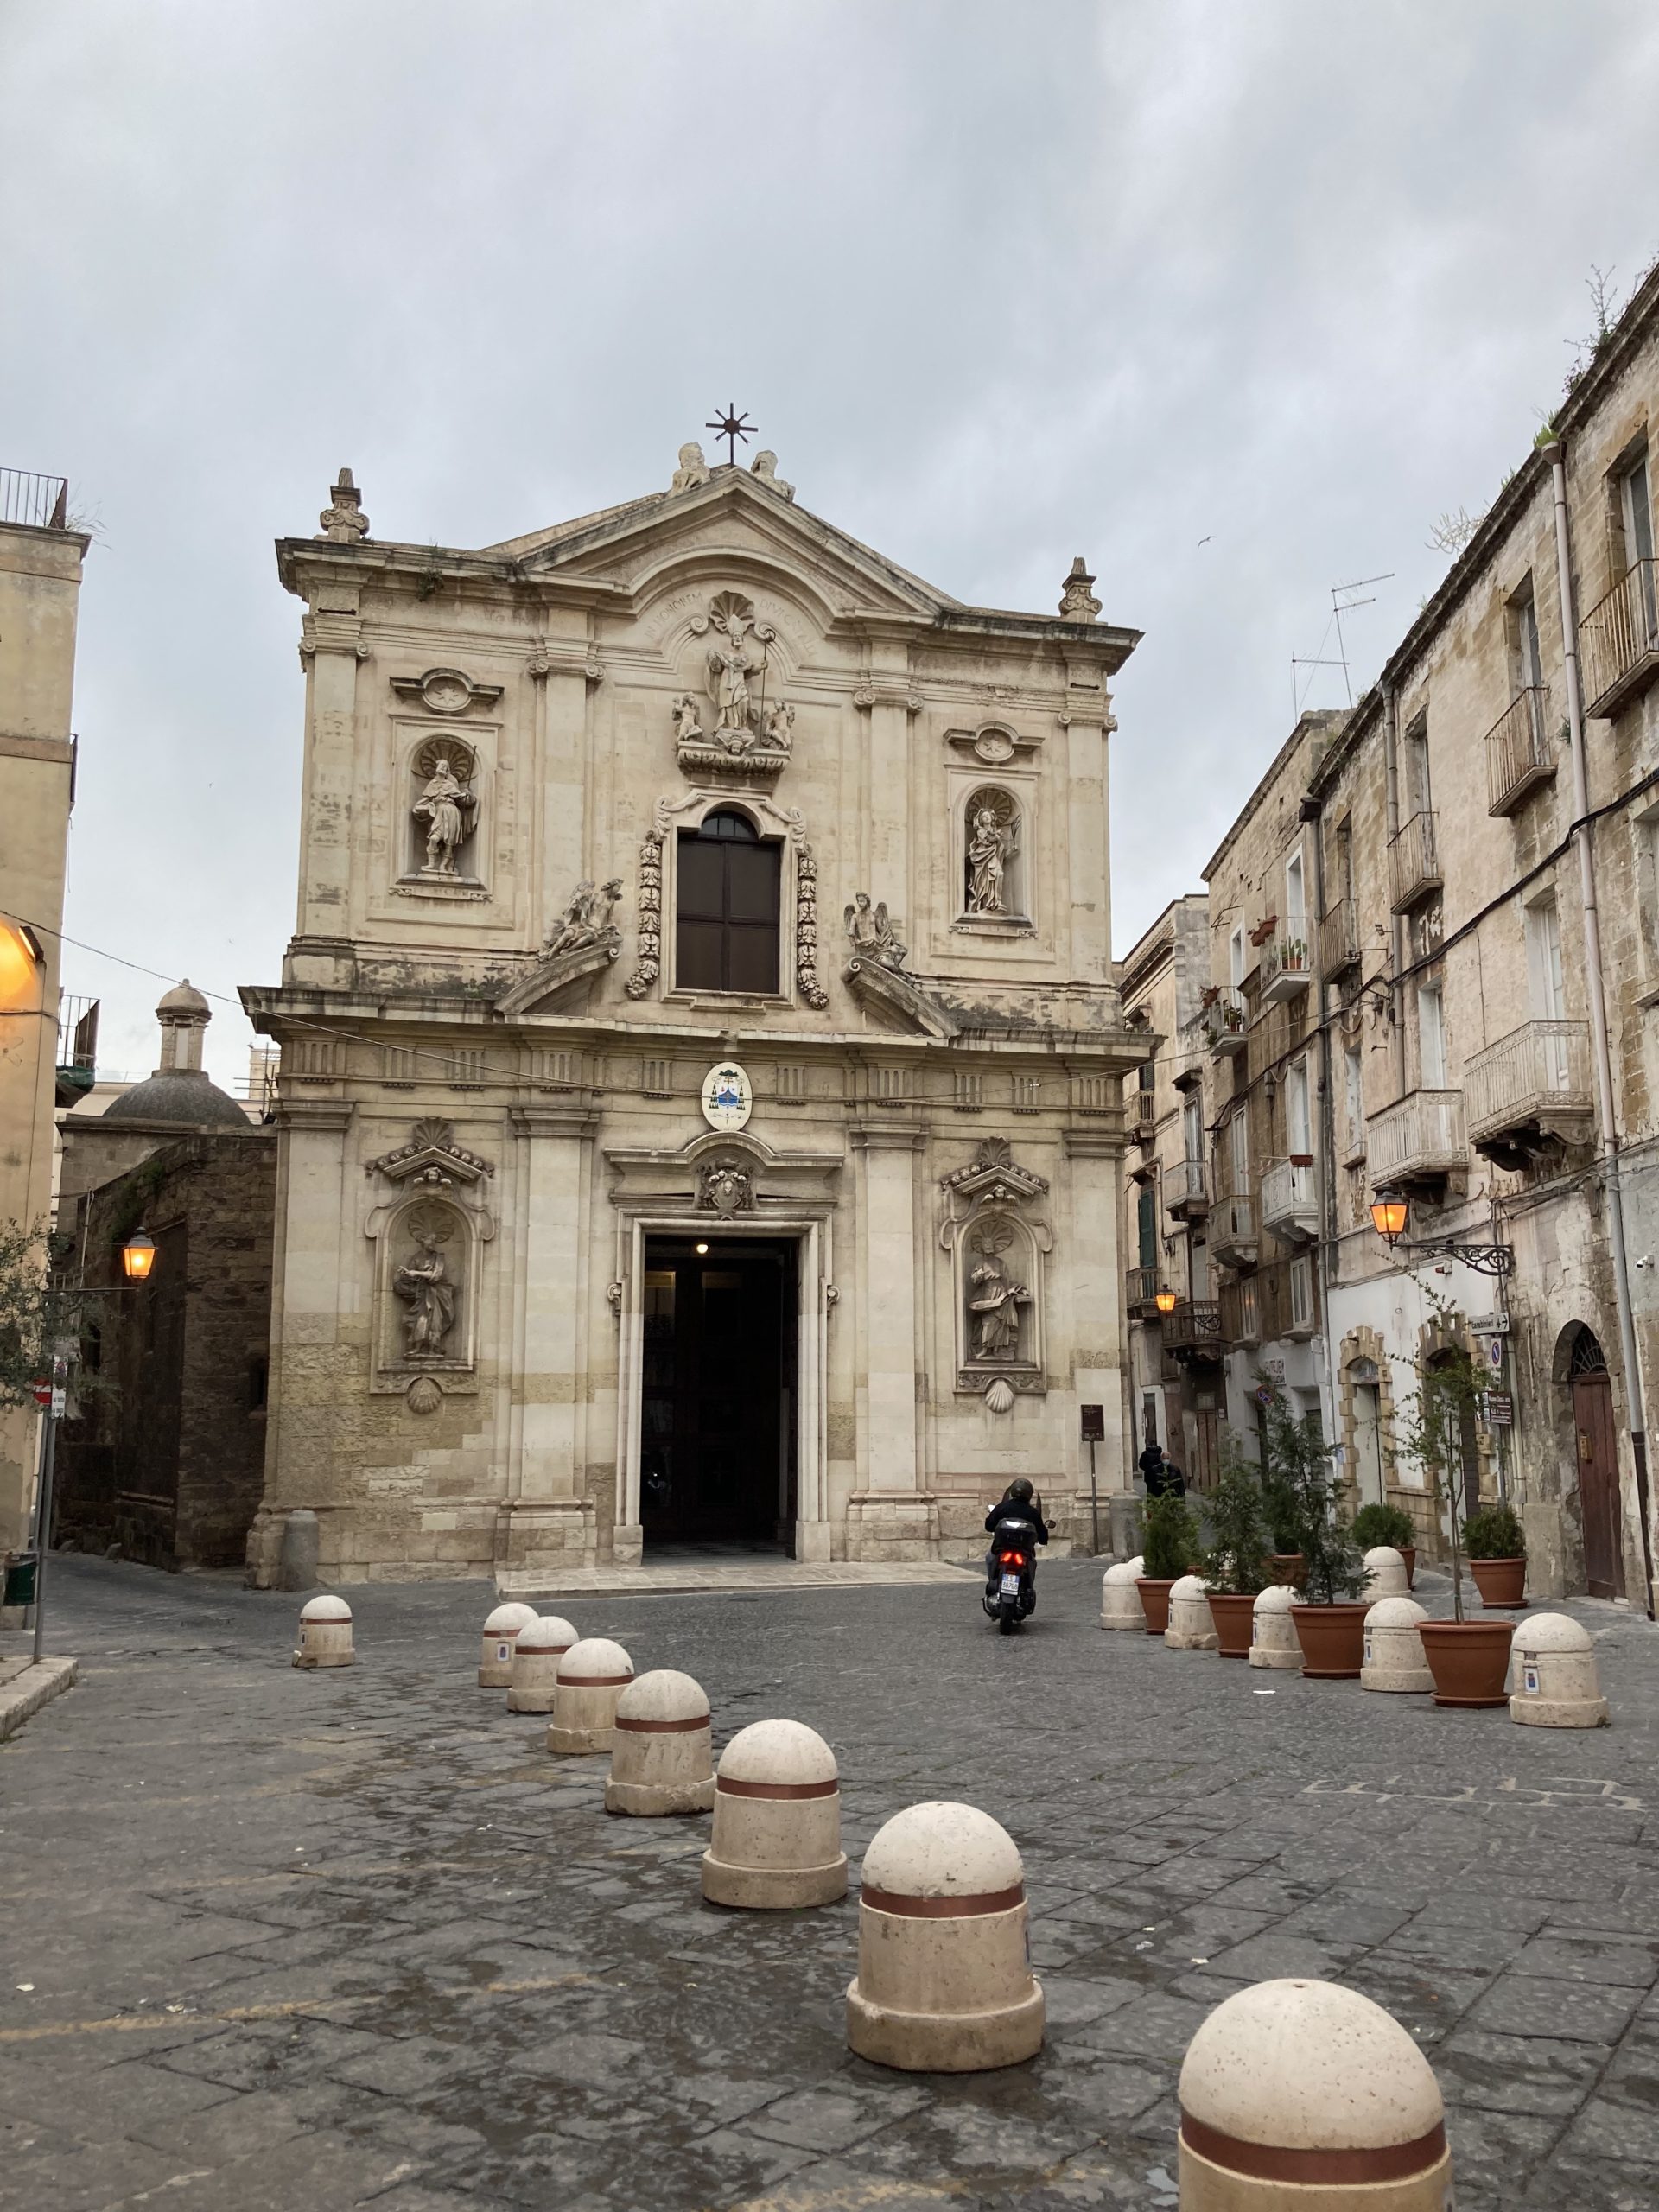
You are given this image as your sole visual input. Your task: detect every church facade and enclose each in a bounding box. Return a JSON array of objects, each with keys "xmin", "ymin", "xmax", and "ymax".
[{"xmin": 243, "ymin": 447, "xmax": 1144, "ymax": 1587}]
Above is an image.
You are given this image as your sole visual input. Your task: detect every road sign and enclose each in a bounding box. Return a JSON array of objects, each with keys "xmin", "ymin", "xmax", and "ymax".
[
  {"xmin": 1080, "ymin": 1403, "xmax": 1105, "ymax": 1442},
  {"xmin": 1485, "ymin": 1391, "xmax": 1514, "ymax": 1427}
]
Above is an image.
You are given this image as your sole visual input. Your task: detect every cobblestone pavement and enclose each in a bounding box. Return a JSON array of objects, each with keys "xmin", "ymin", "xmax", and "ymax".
[{"xmin": 6, "ymin": 1557, "xmax": 1659, "ymax": 2210}]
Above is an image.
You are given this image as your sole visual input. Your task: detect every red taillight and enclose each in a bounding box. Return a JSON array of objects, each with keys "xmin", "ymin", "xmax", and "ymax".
[{"xmin": 999, "ymin": 1549, "xmax": 1026, "ymax": 1566}]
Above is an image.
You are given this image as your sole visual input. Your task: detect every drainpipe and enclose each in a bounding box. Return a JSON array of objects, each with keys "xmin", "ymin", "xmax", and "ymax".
[
  {"xmin": 1303, "ymin": 791, "xmax": 1342, "ymax": 1451},
  {"xmin": 1382, "ymin": 685, "xmax": 1408, "ymax": 1097},
  {"xmin": 1543, "ymin": 435, "xmax": 1655, "ymax": 1618}
]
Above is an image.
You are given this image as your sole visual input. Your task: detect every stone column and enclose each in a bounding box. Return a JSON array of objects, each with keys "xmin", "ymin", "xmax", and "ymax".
[
  {"xmin": 292, "ymin": 593, "xmax": 365, "ymax": 974},
  {"xmin": 846, "ymin": 1125, "xmax": 937, "ymax": 1559},
  {"xmin": 496, "ymin": 1103, "xmax": 599, "ymax": 1588},
  {"xmin": 1065, "ymin": 1127, "xmax": 1128, "ymax": 1554}
]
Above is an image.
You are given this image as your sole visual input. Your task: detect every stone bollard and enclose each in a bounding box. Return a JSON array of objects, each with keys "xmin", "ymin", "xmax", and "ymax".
[
  {"xmin": 506, "ymin": 1615, "xmax": 578, "ymax": 1713},
  {"xmin": 1165, "ymin": 1575, "xmax": 1220, "ymax": 1651},
  {"xmin": 479, "ymin": 1601, "xmax": 539, "ymax": 1689},
  {"xmin": 1363, "ymin": 1546, "xmax": 1411, "ymax": 1599},
  {"xmin": 1361, "ymin": 1598, "xmax": 1433, "ymax": 1694},
  {"xmin": 276, "ymin": 1508, "xmax": 321, "ymax": 1593},
  {"xmin": 546, "ymin": 1637, "xmax": 634, "ymax": 1754},
  {"xmin": 1100, "ymin": 1558, "xmax": 1147, "ymax": 1631},
  {"xmin": 846, "ymin": 1800, "xmax": 1044, "ymax": 2073},
  {"xmin": 1249, "ymin": 1583, "xmax": 1300, "ymax": 1671},
  {"xmin": 1178, "ymin": 1978, "xmax": 1451, "ymax": 2208},
  {"xmin": 1510, "ymin": 1612, "xmax": 1610, "ymax": 1728},
  {"xmin": 293, "ymin": 1593, "xmax": 353, "ymax": 1669},
  {"xmin": 605, "ymin": 1669, "xmax": 716, "ymax": 1814},
  {"xmin": 702, "ymin": 1719, "xmax": 848, "ymax": 1908}
]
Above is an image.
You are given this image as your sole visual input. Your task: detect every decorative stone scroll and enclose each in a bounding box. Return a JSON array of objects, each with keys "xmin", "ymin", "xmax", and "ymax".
[
  {"xmin": 796, "ymin": 845, "xmax": 830, "ymax": 1010},
  {"xmin": 317, "ymin": 467, "xmax": 369, "ymax": 543},
  {"xmin": 625, "ymin": 829, "xmax": 665, "ymax": 1000}
]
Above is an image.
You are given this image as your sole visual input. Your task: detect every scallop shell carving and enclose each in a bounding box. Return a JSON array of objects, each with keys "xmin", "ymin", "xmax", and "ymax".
[
  {"xmin": 405, "ymin": 1375, "xmax": 443, "ymax": 1416},
  {"xmin": 984, "ymin": 1376, "xmax": 1015, "ymax": 1415}
]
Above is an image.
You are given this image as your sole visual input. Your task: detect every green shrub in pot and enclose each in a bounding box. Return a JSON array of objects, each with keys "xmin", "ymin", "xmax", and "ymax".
[
  {"xmin": 1462, "ymin": 1503, "xmax": 1526, "ymax": 1560},
  {"xmin": 1352, "ymin": 1501, "xmax": 1416, "ymax": 1553},
  {"xmin": 1195, "ymin": 1448, "xmax": 1271, "ymax": 1597},
  {"xmin": 1141, "ymin": 1493, "xmax": 1201, "ymax": 1580}
]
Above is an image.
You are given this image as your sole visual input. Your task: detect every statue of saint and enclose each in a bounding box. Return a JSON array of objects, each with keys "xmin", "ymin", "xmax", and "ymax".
[
  {"xmin": 968, "ymin": 1248, "xmax": 1029, "ymax": 1361},
  {"xmin": 414, "ymin": 755, "xmax": 476, "ymax": 876},
  {"xmin": 542, "ymin": 877, "xmax": 623, "ymax": 961},
  {"xmin": 966, "ymin": 801, "xmax": 1018, "ymax": 916},
  {"xmin": 395, "ymin": 1223, "xmax": 457, "ymax": 1358},
  {"xmin": 844, "ymin": 891, "xmax": 906, "ymax": 969},
  {"xmin": 708, "ymin": 608, "xmax": 758, "ymax": 742}
]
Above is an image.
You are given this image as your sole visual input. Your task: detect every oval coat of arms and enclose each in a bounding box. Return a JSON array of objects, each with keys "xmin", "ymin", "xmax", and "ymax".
[{"xmin": 700, "ymin": 1061, "xmax": 753, "ymax": 1133}]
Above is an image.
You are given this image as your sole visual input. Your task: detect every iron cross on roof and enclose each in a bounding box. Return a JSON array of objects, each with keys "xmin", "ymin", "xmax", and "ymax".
[{"xmin": 705, "ymin": 404, "xmax": 755, "ymax": 466}]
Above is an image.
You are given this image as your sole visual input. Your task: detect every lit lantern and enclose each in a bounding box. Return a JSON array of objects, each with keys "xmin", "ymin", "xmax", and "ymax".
[
  {"xmin": 121, "ymin": 1228, "xmax": 157, "ymax": 1282},
  {"xmin": 1154, "ymin": 1286, "xmax": 1179, "ymax": 1315},
  {"xmin": 1369, "ymin": 1189, "xmax": 1409, "ymax": 1248}
]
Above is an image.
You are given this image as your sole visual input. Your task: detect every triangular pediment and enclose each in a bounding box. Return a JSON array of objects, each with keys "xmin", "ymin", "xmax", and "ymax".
[{"xmin": 496, "ymin": 468, "xmax": 958, "ymax": 626}]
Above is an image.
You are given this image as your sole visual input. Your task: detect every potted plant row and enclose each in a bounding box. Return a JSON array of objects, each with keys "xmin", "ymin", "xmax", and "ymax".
[
  {"xmin": 1136, "ymin": 1494, "xmax": 1201, "ymax": 1635},
  {"xmin": 1255, "ymin": 1381, "xmax": 1370, "ymax": 1675},
  {"xmin": 1352, "ymin": 1500, "xmax": 1417, "ymax": 1589},
  {"xmin": 1197, "ymin": 1444, "xmax": 1270, "ymax": 1657}
]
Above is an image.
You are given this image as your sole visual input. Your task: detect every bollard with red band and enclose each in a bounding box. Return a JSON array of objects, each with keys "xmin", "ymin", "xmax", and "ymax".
[
  {"xmin": 846, "ymin": 1801, "xmax": 1043, "ymax": 2072},
  {"xmin": 605, "ymin": 1669, "xmax": 715, "ymax": 1815},
  {"xmin": 479, "ymin": 1601, "xmax": 538, "ymax": 1689},
  {"xmin": 293, "ymin": 1594, "xmax": 354, "ymax": 1669},
  {"xmin": 506, "ymin": 1615, "xmax": 577, "ymax": 1713},
  {"xmin": 701, "ymin": 1719, "xmax": 847, "ymax": 1908},
  {"xmin": 545, "ymin": 1637, "xmax": 633, "ymax": 1754},
  {"xmin": 1178, "ymin": 1979, "xmax": 1452, "ymax": 2209}
]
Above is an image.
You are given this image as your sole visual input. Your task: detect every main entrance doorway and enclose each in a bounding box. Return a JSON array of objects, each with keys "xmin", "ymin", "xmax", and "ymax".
[
  {"xmin": 639, "ymin": 1236, "xmax": 797, "ymax": 1553},
  {"xmin": 1568, "ymin": 1326, "xmax": 1624, "ymax": 1600}
]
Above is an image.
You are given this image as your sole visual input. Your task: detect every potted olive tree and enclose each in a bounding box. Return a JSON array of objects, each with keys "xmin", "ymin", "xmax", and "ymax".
[
  {"xmin": 1137, "ymin": 1493, "xmax": 1201, "ymax": 1637},
  {"xmin": 1463, "ymin": 1502, "xmax": 1528, "ymax": 1610},
  {"xmin": 1394, "ymin": 1334, "xmax": 1516, "ymax": 1707},
  {"xmin": 1197, "ymin": 1442, "xmax": 1271, "ymax": 1657},
  {"xmin": 1255, "ymin": 1382, "xmax": 1370, "ymax": 1676},
  {"xmin": 1352, "ymin": 1500, "xmax": 1418, "ymax": 1589}
]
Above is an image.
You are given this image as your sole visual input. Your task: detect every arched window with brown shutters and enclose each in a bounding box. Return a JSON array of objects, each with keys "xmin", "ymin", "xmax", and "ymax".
[{"xmin": 676, "ymin": 808, "xmax": 781, "ymax": 994}]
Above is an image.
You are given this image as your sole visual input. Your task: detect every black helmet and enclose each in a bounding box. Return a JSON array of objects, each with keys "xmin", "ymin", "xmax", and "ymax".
[{"xmin": 1007, "ymin": 1478, "xmax": 1034, "ymax": 1504}]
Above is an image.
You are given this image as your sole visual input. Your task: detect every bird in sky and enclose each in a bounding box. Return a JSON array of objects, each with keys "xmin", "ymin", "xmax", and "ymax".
[{"xmin": 1197, "ymin": 535, "xmax": 1214, "ymax": 548}]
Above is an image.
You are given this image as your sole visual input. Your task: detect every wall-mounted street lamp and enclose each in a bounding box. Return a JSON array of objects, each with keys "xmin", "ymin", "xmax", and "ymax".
[
  {"xmin": 120, "ymin": 1228, "xmax": 157, "ymax": 1282},
  {"xmin": 1368, "ymin": 1186, "xmax": 1513, "ymax": 1278},
  {"xmin": 1154, "ymin": 1286, "xmax": 1179, "ymax": 1315}
]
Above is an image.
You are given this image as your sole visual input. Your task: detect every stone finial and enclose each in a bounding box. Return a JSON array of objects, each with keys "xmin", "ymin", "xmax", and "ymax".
[
  {"xmin": 318, "ymin": 467, "xmax": 369, "ymax": 543},
  {"xmin": 1058, "ymin": 556, "xmax": 1101, "ymax": 622},
  {"xmin": 671, "ymin": 442, "xmax": 711, "ymax": 494},
  {"xmin": 156, "ymin": 978, "xmax": 211, "ymax": 1074},
  {"xmin": 750, "ymin": 449, "xmax": 796, "ymax": 502}
]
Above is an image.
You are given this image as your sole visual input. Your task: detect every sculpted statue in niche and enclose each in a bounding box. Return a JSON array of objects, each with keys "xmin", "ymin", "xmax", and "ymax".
[
  {"xmin": 674, "ymin": 592, "xmax": 793, "ymax": 773},
  {"xmin": 542, "ymin": 877, "xmax": 623, "ymax": 961},
  {"xmin": 967, "ymin": 1223, "xmax": 1031, "ymax": 1362},
  {"xmin": 965, "ymin": 788, "xmax": 1020, "ymax": 917},
  {"xmin": 412, "ymin": 741, "xmax": 478, "ymax": 878},
  {"xmin": 844, "ymin": 892, "xmax": 907, "ymax": 970},
  {"xmin": 394, "ymin": 1205, "xmax": 459, "ymax": 1360}
]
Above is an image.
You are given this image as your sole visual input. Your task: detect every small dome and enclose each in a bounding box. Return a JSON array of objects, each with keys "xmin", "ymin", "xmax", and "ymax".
[
  {"xmin": 1179, "ymin": 1979, "xmax": 1443, "ymax": 2152},
  {"xmin": 517, "ymin": 1614, "xmax": 577, "ymax": 1654},
  {"xmin": 1513, "ymin": 1611, "xmax": 1593, "ymax": 1656},
  {"xmin": 862, "ymin": 1802, "xmax": 1023, "ymax": 1899},
  {"xmin": 718, "ymin": 1717, "xmax": 837, "ymax": 1786},
  {"xmin": 300, "ymin": 1594, "xmax": 351, "ymax": 1621},
  {"xmin": 616, "ymin": 1669, "xmax": 709, "ymax": 1723},
  {"xmin": 102, "ymin": 1068, "xmax": 250, "ymax": 1130},
  {"xmin": 1254, "ymin": 1584, "xmax": 1298, "ymax": 1615},
  {"xmin": 1364, "ymin": 1597, "xmax": 1427, "ymax": 1628},
  {"xmin": 157, "ymin": 978, "xmax": 210, "ymax": 1017},
  {"xmin": 557, "ymin": 1636, "xmax": 632, "ymax": 1681},
  {"xmin": 484, "ymin": 1601, "xmax": 538, "ymax": 1636}
]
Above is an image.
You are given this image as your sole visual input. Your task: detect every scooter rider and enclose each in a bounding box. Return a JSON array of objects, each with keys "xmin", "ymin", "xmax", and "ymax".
[{"xmin": 984, "ymin": 1477, "xmax": 1049, "ymax": 1580}]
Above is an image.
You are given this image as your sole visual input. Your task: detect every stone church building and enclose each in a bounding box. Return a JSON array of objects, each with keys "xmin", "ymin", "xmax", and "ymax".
[{"xmin": 243, "ymin": 446, "xmax": 1143, "ymax": 1587}]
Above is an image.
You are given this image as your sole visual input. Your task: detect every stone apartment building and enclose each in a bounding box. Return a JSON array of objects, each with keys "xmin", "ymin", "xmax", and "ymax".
[
  {"xmin": 1162, "ymin": 259, "xmax": 1659, "ymax": 1607},
  {"xmin": 241, "ymin": 450, "xmax": 1145, "ymax": 1587},
  {"xmin": 1116, "ymin": 895, "xmax": 1224, "ymax": 1485}
]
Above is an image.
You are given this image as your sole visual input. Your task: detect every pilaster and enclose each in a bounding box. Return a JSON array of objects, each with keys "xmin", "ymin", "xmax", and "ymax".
[{"xmin": 847, "ymin": 1122, "xmax": 937, "ymax": 1559}]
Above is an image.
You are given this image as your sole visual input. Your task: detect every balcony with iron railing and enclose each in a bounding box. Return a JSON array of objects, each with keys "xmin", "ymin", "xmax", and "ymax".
[
  {"xmin": 0, "ymin": 467, "xmax": 69, "ymax": 531},
  {"xmin": 1262, "ymin": 931, "xmax": 1313, "ymax": 1005},
  {"xmin": 1125, "ymin": 1264, "xmax": 1162, "ymax": 1316},
  {"xmin": 1366, "ymin": 1087, "xmax": 1465, "ymax": 1187},
  {"xmin": 1389, "ymin": 809, "xmax": 1442, "ymax": 912},
  {"xmin": 54, "ymin": 993, "xmax": 99, "ymax": 1106},
  {"xmin": 1465, "ymin": 1020, "xmax": 1593, "ymax": 1157},
  {"xmin": 1485, "ymin": 685, "xmax": 1556, "ymax": 815},
  {"xmin": 1163, "ymin": 1300, "xmax": 1223, "ymax": 1359},
  {"xmin": 1210, "ymin": 1191, "xmax": 1257, "ymax": 1268},
  {"xmin": 1260, "ymin": 1157, "xmax": 1319, "ymax": 1243},
  {"xmin": 1319, "ymin": 897, "xmax": 1361, "ymax": 981},
  {"xmin": 1581, "ymin": 557, "xmax": 1659, "ymax": 720},
  {"xmin": 1163, "ymin": 1157, "xmax": 1210, "ymax": 1219},
  {"xmin": 1203, "ymin": 986, "xmax": 1248, "ymax": 1057}
]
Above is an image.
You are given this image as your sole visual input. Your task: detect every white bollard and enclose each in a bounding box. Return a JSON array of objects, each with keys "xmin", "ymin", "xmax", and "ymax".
[
  {"xmin": 506, "ymin": 1615, "xmax": 577, "ymax": 1713},
  {"xmin": 1361, "ymin": 1598, "xmax": 1433, "ymax": 1694},
  {"xmin": 1363, "ymin": 1546, "xmax": 1411, "ymax": 1599},
  {"xmin": 702, "ymin": 1719, "xmax": 847, "ymax": 1909},
  {"xmin": 605, "ymin": 1669, "xmax": 716, "ymax": 1814},
  {"xmin": 846, "ymin": 1801, "xmax": 1044, "ymax": 2073},
  {"xmin": 1100, "ymin": 1558, "xmax": 1147, "ymax": 1631},
  {"xmin": 1248, "ymin": 1583, "xmax": 1300, "ymax": 1671},
  {"xmin": 479, "ymin": 1601, "xmax": 539, "ymax": 1689},
  {"xmin": 1510, "ymin": 1612, "xmax": 1610, "ymax": 1728},
  {"xmin": 1178, "ymin": 1978, "xmax": 1451, "ymax": 2208},
  {"xmin": 1165, "ymin": 1574, "xmax": 1220, "ymax": 1651},
  {"xmin": 546, "ymin": 1637, "xmax": 634, "ymax": 1754},
  {"xmin": 293, "ymin": 1594, "xmax": 354, "ymax": 1669}
]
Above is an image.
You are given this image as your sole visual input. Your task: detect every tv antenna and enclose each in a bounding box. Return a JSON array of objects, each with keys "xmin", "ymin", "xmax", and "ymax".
[{"xmin": 1292, "ymin": 570, "xmax": 1394, "ymax": 715}]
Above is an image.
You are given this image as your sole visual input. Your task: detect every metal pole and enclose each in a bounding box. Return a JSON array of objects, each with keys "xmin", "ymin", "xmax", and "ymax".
[
  {"xmin": 1543, "ymin": 436, "xmax": 1655, "ymax": 1618},
  {"xmin": 1089, "ymin": 1438, "xmax": 1100, "ymax": 1555},
  {"xmin": 30, "ymin": 1372, "xmax": 61, "ymax": 1667}
]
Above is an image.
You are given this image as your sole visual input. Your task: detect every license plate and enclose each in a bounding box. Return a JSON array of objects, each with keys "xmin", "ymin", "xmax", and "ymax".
[{"xmin": 1000, "ymin": 1573, "xmax": 1020, "ymax": 1596}]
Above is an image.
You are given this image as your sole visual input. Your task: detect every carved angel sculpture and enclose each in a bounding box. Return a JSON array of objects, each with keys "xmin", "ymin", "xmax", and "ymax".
[
  {"xmin": 414, "ymin": 756, "xmax": 476, "ymax": 876},
  {"xmin": 671, "ymin": 693, "xmax": 704, "ymax": 745},
  {"xmin": 844, "ymin": 891, "xmax": 907, "ymax": 970},
  {"xmin": 761, "ymin": 700, "xmax": 795, "ymax": 754},
  {"xmin": 542, "ymin": 877, "xmax": 624, "ymax": 961}
]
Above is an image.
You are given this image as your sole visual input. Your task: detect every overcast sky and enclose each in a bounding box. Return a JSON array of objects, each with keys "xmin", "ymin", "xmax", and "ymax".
[{"xmin": 7, "ymin": 1, "xmax": 1659, "ymax": 1088}]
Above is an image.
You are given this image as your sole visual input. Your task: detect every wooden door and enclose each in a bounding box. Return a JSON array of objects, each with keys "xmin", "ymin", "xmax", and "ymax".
[{"xmin": 1572, "ymin": 1372, "xmax": 1624, "ymax": 1600}]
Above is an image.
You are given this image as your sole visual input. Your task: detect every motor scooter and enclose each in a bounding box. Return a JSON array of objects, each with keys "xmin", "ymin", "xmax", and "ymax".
[{"xmin": 982, "ymin": 1515, "xmax": 1039, "ymax": 1634}]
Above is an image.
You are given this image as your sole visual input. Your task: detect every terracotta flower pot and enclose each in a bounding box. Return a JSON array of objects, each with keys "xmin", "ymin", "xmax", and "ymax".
[
  {"xmin": 1418, "ymin": 1618, "xmax": 1516, "ymax": 1707},
  {"xmin": 1290, "ymin": 1601, "xmax": 1370, "ymax": 1679},
  {"xmin": 1206, "ymin": 1592, "xmax": 1257, "ymax": 1659},
  {"xmin": 1135, "ymin": 1578, "xmax": 1176, "ymax": 1635},
  {"xmin": 1401, "ymin": 1546, "xmax": 1417, "ymax": 1590},
  {"xmin": 1468, "ymin": 1556, "xmax": 1526, "ymax": 1610},
  {"xmin": 1268, "ymin": 1554, "xmax": 1307, "ymax": 1590}
]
